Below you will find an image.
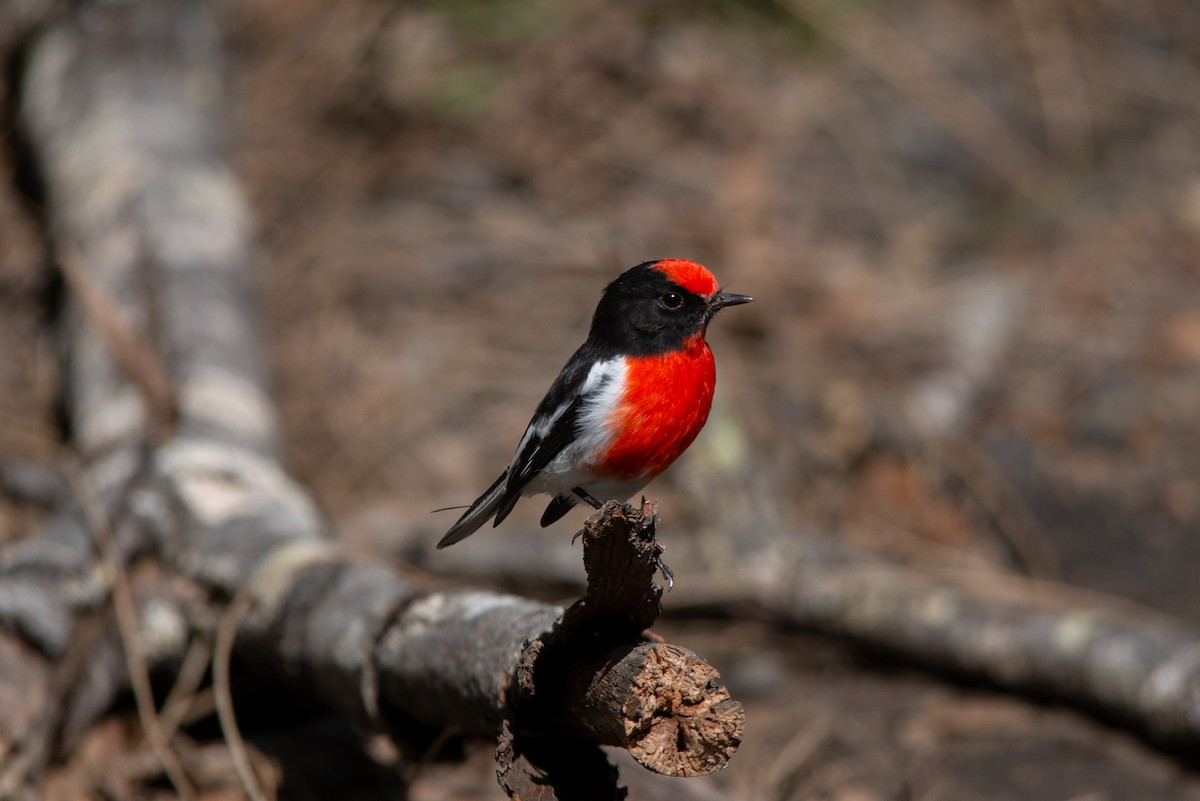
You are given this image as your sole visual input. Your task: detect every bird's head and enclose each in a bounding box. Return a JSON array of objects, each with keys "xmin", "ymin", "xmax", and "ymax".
[{"xmin": 588, "ymin": 259, "xmax": 752, "ymax": 355}]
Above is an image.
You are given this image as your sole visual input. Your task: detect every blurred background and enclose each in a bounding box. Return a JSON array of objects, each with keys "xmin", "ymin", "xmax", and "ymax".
[{"xmin": 4, "ymin": 0, "xmax": 1200, "ymax": 798}]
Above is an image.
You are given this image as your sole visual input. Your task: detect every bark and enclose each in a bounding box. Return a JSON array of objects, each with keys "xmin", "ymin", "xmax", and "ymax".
[
  {"xmin": 565, "ymin": 641, "xmax": 745, "ymax": 777},
  {"xmin": 502, "ymin": 501, "xmax": 743, "ymax": 789},
  {"xmin": 408, "ymin": 520, "xmax": 1200, "ymax": 751}
]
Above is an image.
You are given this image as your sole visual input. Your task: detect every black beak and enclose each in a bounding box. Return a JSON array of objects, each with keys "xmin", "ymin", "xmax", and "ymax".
[{"xmin": 710, "ymin": 291, "xmax": 754, "ymax": 310}]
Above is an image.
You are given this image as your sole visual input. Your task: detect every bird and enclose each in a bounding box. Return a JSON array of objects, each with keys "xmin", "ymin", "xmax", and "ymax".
[{"xmin": 438, "ymin": 258, "xmax": 751, "ymax": 550}]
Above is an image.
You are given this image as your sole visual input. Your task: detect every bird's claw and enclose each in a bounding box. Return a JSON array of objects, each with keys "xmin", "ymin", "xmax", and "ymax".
[
  {"xmin": 636, "ymin": 497, "xmax": 671, "ymax": 589},
  {"xmin": 656, "ymin": 554, "xmax": 674, "ymax": 591}
]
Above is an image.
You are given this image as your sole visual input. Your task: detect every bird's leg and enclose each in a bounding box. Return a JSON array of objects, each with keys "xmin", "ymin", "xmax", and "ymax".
[
  {"xmin": 572, "ymin": 487, "xmax": 604, "ymax": 509},
  {"xmin": 570, "ymin": 487, "xmax": 605, "ymax": 545},
  {"xmin": 634, "ymin": 497, "xmax": 673, "ymax": 590}
]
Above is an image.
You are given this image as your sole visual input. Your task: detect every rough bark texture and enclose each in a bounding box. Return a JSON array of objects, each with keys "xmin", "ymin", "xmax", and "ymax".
[
  {"xmin": 567, "ymin": 641, "xmax": 744, "ymax": 777},
  {"xmin": 503, "ymin": 501, "xmax": 744, "ymax": 787},
  {"xmin": 577, "ymin": 499, "xmax": 666, "ymax": 631}
]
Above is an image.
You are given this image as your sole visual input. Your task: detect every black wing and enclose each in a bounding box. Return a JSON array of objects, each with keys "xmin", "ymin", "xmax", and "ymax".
[{"xmin": 491, "ymin": 343, "xmax": 602, "ymax": 525}]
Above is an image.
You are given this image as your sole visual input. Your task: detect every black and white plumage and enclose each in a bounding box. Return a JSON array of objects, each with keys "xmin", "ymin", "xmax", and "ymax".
[{"xmin": 437, "ymin": 260, "xmax": 751, "ymax": 548}]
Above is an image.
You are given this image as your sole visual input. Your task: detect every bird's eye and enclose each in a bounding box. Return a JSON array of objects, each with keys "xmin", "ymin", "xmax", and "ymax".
[{"xmin": 659, "ymin": 292, "xmax": 684, "ymax": 311}]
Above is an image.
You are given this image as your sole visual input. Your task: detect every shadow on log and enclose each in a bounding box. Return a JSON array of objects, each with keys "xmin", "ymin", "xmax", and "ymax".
[{"xmin": 500, "ymin": 501, "xmax": 745, "ymax": 798}]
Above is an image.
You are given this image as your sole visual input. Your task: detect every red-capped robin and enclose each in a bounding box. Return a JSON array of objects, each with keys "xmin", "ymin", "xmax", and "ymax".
[{"xmin": 438, "ymin": 259, "xmax": 751, "ymax": 550}]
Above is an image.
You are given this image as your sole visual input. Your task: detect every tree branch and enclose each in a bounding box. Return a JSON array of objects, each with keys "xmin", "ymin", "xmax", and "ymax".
[
  {"xmin": 754, "ymin": 536, "xmax": 1200, "ymax": 747},
  {"xmin": 502, "ymin": 501, "xmax": 743, "ymax": 792}
]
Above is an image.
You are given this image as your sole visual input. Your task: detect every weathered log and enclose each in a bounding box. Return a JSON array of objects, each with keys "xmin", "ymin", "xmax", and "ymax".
[
  {"xmin": 503, "ymin": 501, "xmax": 743, "ymax": 789},
  {"xmin": 756, "ymin": 537, "xmax": 1200, "ymax": 747}
]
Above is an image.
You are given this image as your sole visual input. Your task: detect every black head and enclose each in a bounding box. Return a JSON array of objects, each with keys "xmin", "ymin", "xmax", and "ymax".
[{"xmin": 586, "ymin": 260, "xmax": 752, "ymax": 356}]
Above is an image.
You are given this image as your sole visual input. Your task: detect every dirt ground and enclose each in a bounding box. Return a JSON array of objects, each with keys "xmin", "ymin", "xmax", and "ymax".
[{"xmin": 5, "ymin": 0, "xmax": 1200, "ymax": 799}]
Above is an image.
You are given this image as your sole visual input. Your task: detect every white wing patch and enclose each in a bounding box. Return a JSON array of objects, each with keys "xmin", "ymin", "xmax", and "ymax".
[
  {"xmin": 572, "ymin": 358, "xmax": 627, "ymax": 461},
  {"xmin": 525, "ymin": 358, "xmax": 628, "ymax": 497}
]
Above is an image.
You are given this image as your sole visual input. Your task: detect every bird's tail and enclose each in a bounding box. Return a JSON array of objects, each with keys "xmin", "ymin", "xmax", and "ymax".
[{"xmin": 437, "ymin": 472, "xmax": 509, "ymax": 548}]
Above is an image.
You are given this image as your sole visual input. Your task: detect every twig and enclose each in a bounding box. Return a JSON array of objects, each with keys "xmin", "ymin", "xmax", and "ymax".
[
  {"xmin": 760, "ymin": 710, "xmax": 835, "ymax": 798},
  {"xmin": 933, "ymin": 439, "xmax": 1060, "ymax": 580},
  {"xmin": 66, "ymin": 462, "xmax": 196, "ymax": 801},
  {"xmin": 56, "ymin": 243, "xmax": 178, "ymax": 438},
  {"xmin": 213, "ymin": 588, "xmax": 270, "ymax": 801},
  {"xmin": 1011, "ymin": 0, "xmax": 1093, "ymax": 161},
  {"xmin": 159, "ymin": 635, "xmax": 214, "ymax": 741}
]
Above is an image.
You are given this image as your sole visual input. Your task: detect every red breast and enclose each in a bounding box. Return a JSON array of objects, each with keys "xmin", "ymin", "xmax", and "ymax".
[{"xmin": 593, "ymin": 334, "xmax": 716, "ymax": 481}]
